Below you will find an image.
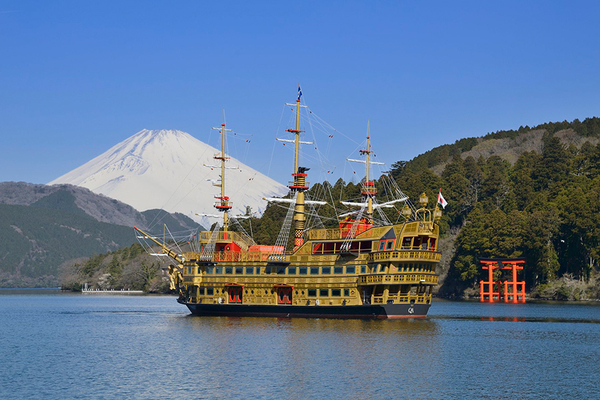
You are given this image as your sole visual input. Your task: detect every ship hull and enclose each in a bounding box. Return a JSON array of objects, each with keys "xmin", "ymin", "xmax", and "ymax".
[{"xmin": 181, "ymin": 300, "xmax": 430, "ymax": 319}]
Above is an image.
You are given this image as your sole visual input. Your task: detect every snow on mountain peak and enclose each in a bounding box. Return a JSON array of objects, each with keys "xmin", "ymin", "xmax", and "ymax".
[{"xmin": 49, "ymin": 129, "xmax": 288, "ymax": 223}]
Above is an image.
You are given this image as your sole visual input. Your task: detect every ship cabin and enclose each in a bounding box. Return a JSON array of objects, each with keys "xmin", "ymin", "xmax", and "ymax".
[{"xmin": 178, "ymin": 218, "xmax": 440, "ymax": 309}]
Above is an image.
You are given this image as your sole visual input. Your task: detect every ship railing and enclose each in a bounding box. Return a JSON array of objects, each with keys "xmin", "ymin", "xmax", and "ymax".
[
  {"xmin": 372, "ymin": 295, "xmax": 428, "ymax": 304},
  {"xmin": 400, "ymin": 244, "xmax": 436, "ymax": 251},
  {"xmin": 369, "ymin": 250, "xmax": 441, "ymax": 262},
  {"xmin": 358, "ymin": 274, "xmax": 439, "ymax": 285},
  {"xmin": 307, "ymin": 225, "xmax": 390, "ymax": 241},
  {"xmin": 206, "ymin": 251, "xmax": 271, "ymax": 262},
  {"xmin": 198, "ymin": 230, "xmax": 255, "ymax": 250},
  {"xmin": 402, "ymin": 221, "xmax": 435, "ymax": 235}
]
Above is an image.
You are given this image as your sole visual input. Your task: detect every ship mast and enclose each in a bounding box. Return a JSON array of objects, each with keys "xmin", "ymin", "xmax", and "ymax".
[
  {"xmin": 289, "ymin": 85, "xmax": 308, "ymax": 251},
  {"xmin": 274, "ymin": 85, "xmax": 313, "ymax": 251},
  {"xmin": 212, "ymin": 109, "xmax": 233, "ymax": 231},
  {"xmin": 362, "ymin": 123, "xmax": 376, "ymax": 224},
  {"xmin": 345, "ymin": 121, "xmax": 386, "ymax": 225}
]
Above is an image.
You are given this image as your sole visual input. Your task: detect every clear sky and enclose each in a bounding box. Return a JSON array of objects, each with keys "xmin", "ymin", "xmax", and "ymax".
[{"xmin": 1, "ymin": 0, "xmax": 599, "ymax": 186}]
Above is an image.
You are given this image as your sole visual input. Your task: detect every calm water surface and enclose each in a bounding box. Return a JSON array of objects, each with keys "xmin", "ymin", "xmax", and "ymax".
[{"xmin": 1, "ymin": 290, "xmax": 599, "ymax": 399}]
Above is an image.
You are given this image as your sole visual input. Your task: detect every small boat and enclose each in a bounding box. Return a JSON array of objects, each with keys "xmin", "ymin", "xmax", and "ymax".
[{"xmin": 136, "ymin": 88, "xmax": 441, "ymax": 318}]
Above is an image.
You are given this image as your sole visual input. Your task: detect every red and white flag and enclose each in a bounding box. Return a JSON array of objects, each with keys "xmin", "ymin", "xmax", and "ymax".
[{"xmin": 437, "ymin": 189, "xmax": 448, "ymax": 209}]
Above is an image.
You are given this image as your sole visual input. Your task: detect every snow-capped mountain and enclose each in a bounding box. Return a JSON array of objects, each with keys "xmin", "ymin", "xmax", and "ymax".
[{"xmin": 49, "ymin": 129, "xmax": 289, "ymax": 222}]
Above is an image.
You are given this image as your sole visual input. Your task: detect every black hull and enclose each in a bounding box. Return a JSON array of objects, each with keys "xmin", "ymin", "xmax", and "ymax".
[{"xmin": 180, "ymin": 300, "xmax": 430, "ymax": 319}]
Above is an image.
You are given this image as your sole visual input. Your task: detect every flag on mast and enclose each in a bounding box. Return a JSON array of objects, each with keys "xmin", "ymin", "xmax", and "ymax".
[
  {"xmin": 437, "ymin": 189, "xmax": 448, "ymax": 209},
  {"xmin": 297, "ymin": 85, "xmax": 302, "ymax": 101}
]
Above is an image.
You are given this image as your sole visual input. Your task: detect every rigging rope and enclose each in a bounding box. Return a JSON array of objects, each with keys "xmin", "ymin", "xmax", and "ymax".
[
  {"xmin": 340, "ymin": 207, "xmax": 365, "ymax": 252},
  {"xmin": 269, "ymin": 192, "xmax": 297, "ymax": 261},
  {"xmin": 200, "ymin": 223, "xmax": 220, "ymax": 261}
]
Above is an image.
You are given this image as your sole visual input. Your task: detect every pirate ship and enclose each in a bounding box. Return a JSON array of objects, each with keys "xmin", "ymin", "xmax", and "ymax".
[{"xmin": 135, "ymin": 88, "xmax": 441, "ymax": 318}]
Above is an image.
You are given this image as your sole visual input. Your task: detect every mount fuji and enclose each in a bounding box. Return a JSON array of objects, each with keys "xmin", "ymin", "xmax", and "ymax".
[{"xmin": 49, "ymin": 129, "xmax": 289, "ymax": 223}]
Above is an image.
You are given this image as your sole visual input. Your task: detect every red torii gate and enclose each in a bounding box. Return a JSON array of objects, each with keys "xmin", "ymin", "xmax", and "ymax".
[{"xmin": 479, "ymin": 258, "xmax": 526, "ymax": 303}]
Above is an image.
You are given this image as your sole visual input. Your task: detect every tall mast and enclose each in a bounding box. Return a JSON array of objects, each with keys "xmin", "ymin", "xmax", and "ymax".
[
  {"xmin": 212, "ymin": 109, "xmax": 233, "ymax": 231},
  {"xmin": 289, "ymin": 85, "xmax": 307, "ymax": 251},
  {"xmin": 345, "ymin": 121, "xmax": 385, "ymax": 225},
  {"xmin": 275, "ymin": 85, "xmax": 313, "ymax": 251},
  {"xmin": 362, "ymin": 122, "xmax": 375, "ymax": 223}
]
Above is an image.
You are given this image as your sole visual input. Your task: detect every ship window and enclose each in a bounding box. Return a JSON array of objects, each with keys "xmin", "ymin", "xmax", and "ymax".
[
  {"xmin": 310, "ymin": 267, "xmax": 319, "ymax": 275},
  {"xmin": 197, "ymin": 267, "xmax": 202, "ymax": 274},
  {"xmin": 379, "ymin": 264, "xmax": 385, "ymax": 272},
  {"xmin": 319, "ymin": 289, "xmax": 329, "ymax": 297},
  {"xmin": 402, "ymin": 237, "xmax": 412, "ymax": 249},
  {"xmin": 360, "ymin": 266, "xmax": 366, "ymax": 274},
  {"xmin": 385, "ymin": 240, "xmax": 395, "ymax": 250},
  {"xmin": 322, "ymin": 267, "xmax": 331, "ymax": 274},
  {"xmin": 251, "ymin": 290, "xmax": 254, "ymax": 294},
  {"xmin": 334, "ymin": 266, "xmax": 343, "ymax": 274},
  {"xmin": 301, "ymin": 291, "xmax": 305, "ymax": 295},
  {"xmin": 206, "ymin": 266, "xmax": 214, "ymax": 274},
  {"xmin": 265, "ymin": 266, "xmax": 272, "ymax": 274},
  {"xmin": 299, "ymin": 267, "xmax": 307, "ymax": 275},
  {"xmin": 235, "ymin": 267, "xmax": 243, "ymax": 274},
  {"xmin": 308, "ymin": 289, "xmax": 317, "ymax": 297},
  {"xmin": 225, "ymin": 267, "xmax": 233, "ymax": 274},
  {"xmin": 246, "ymin": 267, "xmax": 254, "ymax": 274},
  {"xmin": 288, "ymin": 267, "xmax": 296, "ymax": 275},
  {"xmin": 188, "ymin": 267, "xmax": 192, "ymax": 275},
  {"xmin": 215, "ymin": 267, "xmax": 223, "ymax": 274},
  {"xmin": 199, "ymin": 287, "xmax": 205, "ymax": 295},
  {"xmin": 344, "ymin": 289, "xmax": 350, "ymax": 296},
  {"xmin": 331, "ymin": 289, "xmax": 341, "ymax": 297},
  {"xmin": 256, "ymin": 267, "xmax": 261, "ymax": 274},
  {"xmin": 207, "ymin": 288, "xmax": 214, "ymax": 295},
  {"xmin": 277, "ymin": 266, "xmax": 286, "ymax": 275},
  {"xmin": 229, "ymin": 286, "xmax": 243, "ymax": 303},
  {"xmin": 379, "ymin": 241, "xmax": 386, "ymax": 251},
  {"xmin": 346, "ymin": 266, "xmax": 356, "ymax": 274}
]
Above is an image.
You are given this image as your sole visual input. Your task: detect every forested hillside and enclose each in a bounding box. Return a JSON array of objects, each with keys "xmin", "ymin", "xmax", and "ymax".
[
  {"xmin": 391, "ymin": 117, "xmax": 600, "ymax": 299},
  {"xmin": 0, "ymin": 183, "xmax": 200, "ymax": 287},
  {"xmin": 59, "ymin": 243, "xmax": 171, "ymax": 293}
]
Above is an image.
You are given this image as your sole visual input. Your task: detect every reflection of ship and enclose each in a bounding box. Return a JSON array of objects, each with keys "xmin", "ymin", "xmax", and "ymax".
[{"xmin": 136, "ymin": 88, "xmax": 441, "ymax": 319}]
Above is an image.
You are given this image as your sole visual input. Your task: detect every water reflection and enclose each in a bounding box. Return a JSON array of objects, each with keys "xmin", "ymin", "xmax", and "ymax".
[
  {"xmin": 2, "ymin": 295, "xmax": 600, "ymax": 399},
  {"xmin": 432, "ymin": 315, "xmax": 600, "ymax": 323}
]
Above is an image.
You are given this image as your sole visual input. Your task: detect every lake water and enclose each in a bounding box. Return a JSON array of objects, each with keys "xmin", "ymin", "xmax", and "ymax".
[{"xmin": 1, "ymin": 290, "xmax": 599, "ymax": 399}]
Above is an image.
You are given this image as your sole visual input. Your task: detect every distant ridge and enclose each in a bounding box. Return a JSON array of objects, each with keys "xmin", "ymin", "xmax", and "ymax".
[
  {"xmin": 0, "ymin": 182, "xmax": 198, "ymax": 231},
  {"xmin": 399, "ymin": 117, "xmax": 600, "ymax": 175},
  {"xmin": 49, "ymin": 129, "xmax": 289, "ymax": 221},
  {"xmin": 0, "ymin": 182, "xmax": 201, "ymax": 287}
]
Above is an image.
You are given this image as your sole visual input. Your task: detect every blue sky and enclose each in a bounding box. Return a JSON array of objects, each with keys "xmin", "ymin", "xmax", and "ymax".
[{"xmin": 1, "ymin": 1, "xmax": 599, "ymax": 186}]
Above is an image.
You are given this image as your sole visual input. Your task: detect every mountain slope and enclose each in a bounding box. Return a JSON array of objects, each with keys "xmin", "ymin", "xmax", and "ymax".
[
  {"xmin": 48, "ymin": 129, "xmax": 289, "ymax": 221},
  {"xmin": 0, "ymin": 182, "xmax": 202, "ymax": 287},
  {"xmin": 0, "ymin": 182, "xmax": 200, "ymax": 232},
  {"xmin": 0, "ymin": 203, "xmax": 136, "ymax": 287},
  {"xmin": 402, "ymin": 117, "xmax": 600, "ymax": 176}
]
